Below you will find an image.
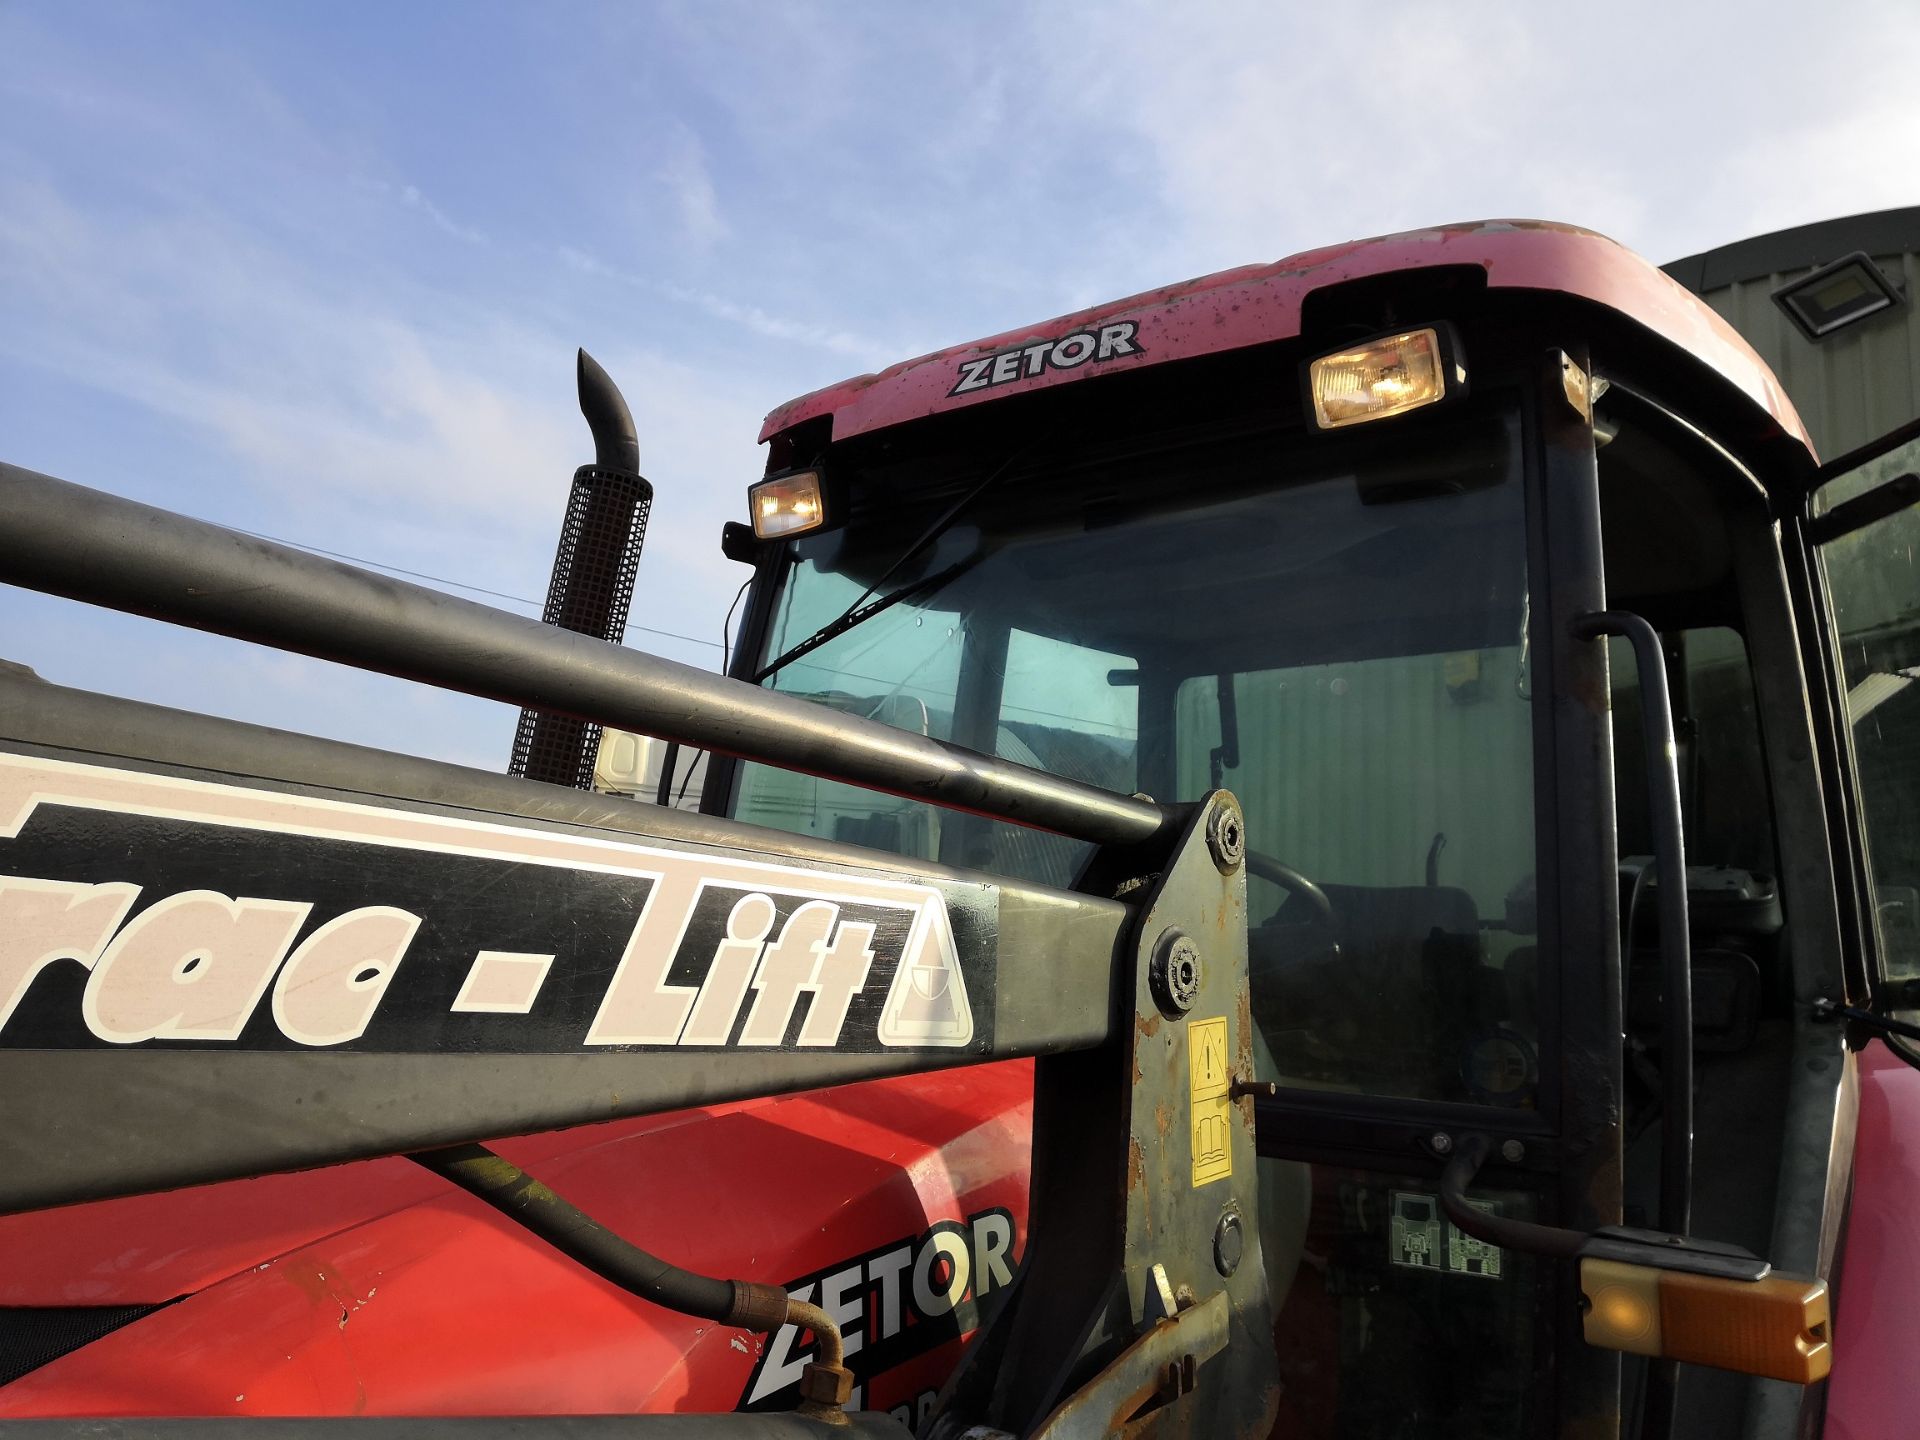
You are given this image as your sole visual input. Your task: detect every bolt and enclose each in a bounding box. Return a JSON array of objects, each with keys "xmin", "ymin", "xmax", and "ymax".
[
  {"xmin": 1214, "ymin": 1206, "xmax": 1245, "ymax": 1277},
  {"xmin": 1430, "ymin": 1131, "xmax": 1454, "ymax": 1156},
  {"xmin": 1229, "ymin": 1076, "xmax": 1278, "ymax": 1101},
  {"xmin": 797, "ymin": 1360, "xmax": 854, "ymax": 1408},
  {"xmin": 1149, "ymin": 929, "xmax": 1202, "ymax": 1017},
  {"xmin": 1206, "ymin": 800, "xmax": 1247, "ymax": 873},
  {"xmin": 1500, "ymin": 1138, "xmax": 1525, "ymax": 1164}
]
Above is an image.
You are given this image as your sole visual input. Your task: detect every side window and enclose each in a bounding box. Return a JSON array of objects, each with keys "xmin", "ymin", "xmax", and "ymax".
[
  {"xmin": 1175, "ymin": 647, "xmax": 1539, "ymax": 1108},
  {"xmin": 974, "ymin": 629, "xmax": 1137, "ymax": 889},
  {"xmin": 1815, "ymin": 434, "xmax": 1920, "ymax": 980},
  {"xmin": 1608, "ymin": 627, "xmax": 1787, "ymax": 1043},
  {"xmin": 1608, "ymin": 628, "xmax": 1778, "ymax": 878}
]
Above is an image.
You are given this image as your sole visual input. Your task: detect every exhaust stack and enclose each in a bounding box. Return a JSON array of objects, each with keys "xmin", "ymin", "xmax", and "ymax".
[{"xmin": 508, "ymin": 349, "xmax": 653, "ymax": 788}]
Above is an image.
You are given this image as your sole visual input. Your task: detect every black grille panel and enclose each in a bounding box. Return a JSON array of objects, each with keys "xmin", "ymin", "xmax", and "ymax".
[{"xmin": 0, "ymin": 1303, "xmax": 167, "ymax": 1386}]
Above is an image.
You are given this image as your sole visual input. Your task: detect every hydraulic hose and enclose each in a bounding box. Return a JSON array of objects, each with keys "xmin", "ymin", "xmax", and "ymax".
[
  {"xmin": 411, "ymin": 1143, "xmax": 851, "ymax": 1419},
  {"xmin": 412, "ymin": 1143, "xmax": 780, "ymax": 1324},
  {"xmin": 1438, "ymin": 1135, "xmax": 1586, "ymax": 1259}
]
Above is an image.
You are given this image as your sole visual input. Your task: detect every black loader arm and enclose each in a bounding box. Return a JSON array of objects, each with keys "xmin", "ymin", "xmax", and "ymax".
[{"xmin": 0, "ymin": 460, "xmax": 1278, "ymax": 1439}]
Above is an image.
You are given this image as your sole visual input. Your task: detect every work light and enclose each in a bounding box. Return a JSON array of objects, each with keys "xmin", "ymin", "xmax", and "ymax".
[
  {"xmin": 1306, "ymin": 326, "xmax": 1465, "ymax": 430},
  {"xmin": 748, "ymin": 468, "xmax": 828, "ymax": 539},
  {"xmin": 1771, "ymin": 251, "xmax": 1904, "ymax": 342}
]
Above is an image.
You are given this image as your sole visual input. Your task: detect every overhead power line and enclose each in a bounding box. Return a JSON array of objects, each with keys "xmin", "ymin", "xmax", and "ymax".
[{"xmin": 217, "ymin": 519, "xmax": 727, "ymax": 651}]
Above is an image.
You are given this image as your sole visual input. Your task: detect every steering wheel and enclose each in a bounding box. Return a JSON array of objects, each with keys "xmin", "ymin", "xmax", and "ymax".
[{"xmin": 1245, "ymin": 849, "xmax": 1337, "ymax": 929}]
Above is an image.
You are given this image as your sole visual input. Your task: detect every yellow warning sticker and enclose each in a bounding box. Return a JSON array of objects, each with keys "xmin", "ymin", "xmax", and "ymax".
[{"xmin": 1189, "ymin": 1015, "xmax": 1232, "ymax": 1187}]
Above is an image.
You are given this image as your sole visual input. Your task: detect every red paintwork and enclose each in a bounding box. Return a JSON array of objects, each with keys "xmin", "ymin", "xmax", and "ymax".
[
  {"xmin": 1825, "ymin": 1040, "xmax": 1920, "ymax": 1439},
  {"xmin": 759, "ymin": 220, "xmax": 1813, "ymax": 460},
  {"xmin": 0, "ymin": 1062, "xmax": 1032, "ymax": 1419}
]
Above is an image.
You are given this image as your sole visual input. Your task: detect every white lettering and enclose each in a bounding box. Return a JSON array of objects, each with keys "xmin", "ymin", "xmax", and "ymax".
[
  {"xmin": 680, "ymin": 892, "xmax": 776, "ymax": 1045},
  {"xmin": 797, "ymin": 918, "xmax": 874, "ymax": 1047},
  {"xmin": 989, "ymin": 351, "xmax": 1020, "ymax": 385},
  {"xmin": 584, "ymin": 875, "xmax": 696, "ymax": 1046},
  {"xmin": 972, "ymin": 1211, "xmax": 1015, "ymax": 1294},
  {"xmin": 84, "ymin": 890, "xmax": 311, "ymax": 1043},
  {"xmin": 739, "ymin": 901, "xmax": 837, "ymax": 1046},
  {"xmin": 1097, "ymin": 322, "xmax": 1141, "ymax": 359},
  {"xmin": 1020, "ymin": 341, "xmax": 1052, "ymax": 376},
  {"xmin": 818, "ymin": 1262, "xmax": 866, "ymax": 1360},
  {"xmin": 271, "ymin": 906, "xmax": 419, "ymax": 1046},
  {"xmin": 869, "ymin": 1244, "xmax": 912, "ymax": 1341},
  {"xmin": 1050, "ymin": 333, "xmax": 1096, "ymax": 368},
  {"xmin": 952, "ymin": 356, "xmax": 993, "ymax": 394},
  {"xmin": 911, "ymin": 1229, "xmax": 971, "ymax": 1317},
  {"xmin": 0, "ymin": 878, "xmax": 141, "ymax": 1030}
]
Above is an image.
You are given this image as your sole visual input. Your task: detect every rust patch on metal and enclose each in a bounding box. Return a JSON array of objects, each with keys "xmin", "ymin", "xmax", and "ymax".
[
  {"xmin": 1235, "ymin": 985, "xmax": 1254, "ymax": 1073},
  {"xmin": 1127, "ymin": 1134, "xmax": 1153, "ymax": 1238},
  {"xmin": 1155, "ymin": 1100, "xmax": 1175, "ymax": 1138},
  {"xmin": 1137, "ymin": 1011, "xmax": 1162, "ymax": 1039}
]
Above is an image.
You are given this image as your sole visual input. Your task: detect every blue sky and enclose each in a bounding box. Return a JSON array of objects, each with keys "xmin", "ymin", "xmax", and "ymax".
[{"xmin": 4, "ymin": 0, "xmax": 1919, "ymax": 771}]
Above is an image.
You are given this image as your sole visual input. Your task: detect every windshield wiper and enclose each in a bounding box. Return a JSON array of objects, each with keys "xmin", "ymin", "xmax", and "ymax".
[
  {"xmin": 751, "ymin": 557, "xmax": 979, "ymax": 684},
  {"xmin": 752, "ymin": 444, "xmax": 1031, "ymax": 686}
]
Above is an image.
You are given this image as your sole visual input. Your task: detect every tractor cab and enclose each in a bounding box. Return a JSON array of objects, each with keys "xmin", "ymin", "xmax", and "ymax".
[
  {"xmin": 713, "ymin": 223, "xmax": 1920, "ymax": 1439},
  {"xmin": 1, "ymin": 220, "xmax": 1913, "ymax": 1440}
]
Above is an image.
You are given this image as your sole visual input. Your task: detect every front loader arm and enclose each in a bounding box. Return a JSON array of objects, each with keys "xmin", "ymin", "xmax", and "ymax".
[{"xmin": 0, "ymin": 464, "xmax": 1278, "ymax": 1438}]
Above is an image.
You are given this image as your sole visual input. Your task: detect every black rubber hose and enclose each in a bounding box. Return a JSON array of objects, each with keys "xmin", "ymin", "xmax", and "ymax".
[
  {"xmin": 410, "ymin": 1143, "xmax": 782, "ymax": 1329},
  {"xmin": 1439, "ymin": 1135, "xmax": 1587, "ymax": 1259}
]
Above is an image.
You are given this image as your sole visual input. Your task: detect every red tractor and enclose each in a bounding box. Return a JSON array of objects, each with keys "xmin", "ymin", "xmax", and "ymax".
[{"xmin": 1, "ymin": 219, "xmax": 1915, "ymax": 1439}]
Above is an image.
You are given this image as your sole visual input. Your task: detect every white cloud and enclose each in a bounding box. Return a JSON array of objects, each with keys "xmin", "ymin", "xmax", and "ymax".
[
  {"xmin": 9, "ymin": 0, "xmax": 1920, "ymax": 771},
  {"xmin": 1025, "ymin": 0, "xmax": 1920, "ymax": 280},
  {"xmin": 659, "ymin": 125, "xmax": 730, "ymax": 252},
  {"xmin": 0, "ymin": 173, "xmax": 766, "ymax": 760},
  {"xmin": 560, "ymin": 245, "xmax": 896, "ymax": 363},
  {"xmin": 351, "ymin": 177, "xmax": 488, "ymax": 245}
]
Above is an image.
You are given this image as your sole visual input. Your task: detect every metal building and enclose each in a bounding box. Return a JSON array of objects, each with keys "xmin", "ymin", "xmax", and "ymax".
[{"xmin": 1665, "ymin": 207, "xmax": 1920, "ymax": 459}]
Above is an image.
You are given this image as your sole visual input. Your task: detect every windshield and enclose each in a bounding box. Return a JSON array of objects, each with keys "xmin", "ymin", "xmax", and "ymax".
[{"xmin": 731, "ymin": 411, "xmax": 1538, "ymax": 1108}]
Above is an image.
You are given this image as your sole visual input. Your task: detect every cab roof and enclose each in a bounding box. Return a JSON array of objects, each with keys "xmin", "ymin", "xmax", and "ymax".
[{"xmin": 760, "ymin": 220, "xmax": 1813, "ymax": 462}]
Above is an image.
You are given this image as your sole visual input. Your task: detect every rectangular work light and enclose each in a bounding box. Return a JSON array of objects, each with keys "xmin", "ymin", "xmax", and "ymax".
[
  {"xmin": 1772, "ymin": 252, "xmax": 1904, "ymax": 342},
  {"xmin": 748, "ymin": 468, "xmax": 828, "ymax": 540},
  {"xmin": 1306, "ymin": 326, "xmax": 1465, "ymax": 430}
]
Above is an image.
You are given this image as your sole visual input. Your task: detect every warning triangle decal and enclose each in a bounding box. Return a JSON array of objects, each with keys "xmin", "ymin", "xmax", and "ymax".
[{"xmin": 876, "ymin": 900, "xmax": 973, "ymax": 1048}]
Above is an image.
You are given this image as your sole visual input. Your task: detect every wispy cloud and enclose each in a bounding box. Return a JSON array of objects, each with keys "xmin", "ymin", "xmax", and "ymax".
[
  {"xmin": 560, "ymin": 245, "xmax": 894, "ymax": 363},
  {"xmin": 658, "ymin": 126, "xmax": 730, "ymax": 252},
  {"xmin": 1028, "ymin": 0, "xmax": 1920, "ymax": 278},
  {"xmin": 7, "ymin": 0, "xmax": 1920, "ymax": 771},
  {"xmin": 353, "ymin": 176, "xmax": 488, "ymax": 246}
]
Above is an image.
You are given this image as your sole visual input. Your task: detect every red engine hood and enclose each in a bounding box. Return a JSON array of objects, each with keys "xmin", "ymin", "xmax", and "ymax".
[{"xmin": 0, "ymin": 1062, "xmax": 1033, "ymax": 1422}]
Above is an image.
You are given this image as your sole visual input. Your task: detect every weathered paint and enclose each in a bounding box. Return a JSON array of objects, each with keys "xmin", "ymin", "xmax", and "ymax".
[
  {"xmin": 1824, "ymin": 1040, "xmax": 1920, "ymax": 1439},
  {"xmin": 0, "ymin": 1063, "xmax": 1032, "ymax": 1420},
  {"xmin": 759, "ymin": 221, "xmax": 1812, "ymax": 460}
]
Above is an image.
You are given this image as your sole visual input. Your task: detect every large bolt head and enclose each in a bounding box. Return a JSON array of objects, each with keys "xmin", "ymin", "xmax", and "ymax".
[
  {"xmin": 1214, "ymin": 1206, "xmax": 1245, "ymax": 1277},
  {"xmin": 798, "ymin": 1362, "xmax": 854, "ymax": 1407},
  {"xmin": 1206, "ymin": 800, "xmax": 1247, "ymax": 873},
  {"xmin": 1150, "ymin": 929, "xmax": 1203, "ymax": 1017}
]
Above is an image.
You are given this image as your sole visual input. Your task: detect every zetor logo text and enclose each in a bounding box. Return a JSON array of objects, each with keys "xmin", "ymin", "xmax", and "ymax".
[
  {"xmin": 949, "ymin": 320, "xmax": 1142, "ymax": 396},
  {"xmin": 740, "ymin": 1207, "xmax": 1019, "ymax": 1420}
]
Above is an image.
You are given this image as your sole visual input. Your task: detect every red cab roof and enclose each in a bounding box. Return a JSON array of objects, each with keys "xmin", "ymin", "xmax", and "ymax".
[{"xmin": 760, "ymin": 220, "xmax": 1812, "ymax": 460}]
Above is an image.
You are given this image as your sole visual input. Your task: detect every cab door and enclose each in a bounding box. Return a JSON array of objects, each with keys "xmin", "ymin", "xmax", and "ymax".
[
  {"xmin": 1797, "ymin": 415, "xmax": 1920, "ymax": 1438},
  {"xmin": 1803, "ymin": 416, "xmax": 1920, "ymax": 1009}
]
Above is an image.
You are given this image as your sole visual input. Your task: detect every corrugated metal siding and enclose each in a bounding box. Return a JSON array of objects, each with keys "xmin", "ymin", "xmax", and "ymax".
[{"xmin": 1692, "ymin": 250, "xmax": 1920, "ymax": 461}]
